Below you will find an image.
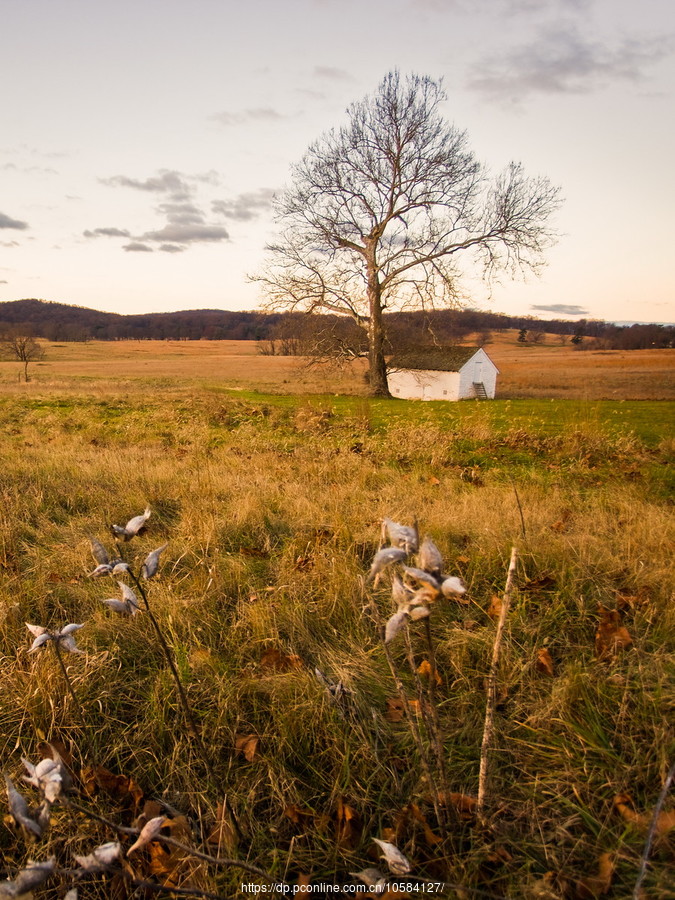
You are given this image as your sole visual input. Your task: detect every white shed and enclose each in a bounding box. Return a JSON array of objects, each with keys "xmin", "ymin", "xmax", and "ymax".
[{"xmin": 387, "ymin": 347, "xmax": 499, "ymax": 401}]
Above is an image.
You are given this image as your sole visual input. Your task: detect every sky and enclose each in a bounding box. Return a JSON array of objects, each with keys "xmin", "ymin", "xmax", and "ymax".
[{"xmin": 1, "ymin": 0, "xmax": 674, "ymax": 324}]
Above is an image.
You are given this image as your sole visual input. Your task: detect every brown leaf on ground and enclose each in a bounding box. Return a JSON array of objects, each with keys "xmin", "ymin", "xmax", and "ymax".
[
  {"xmin": 436, "ymin": 792, "xmax": 477, "ymax": 820},
  {"xmin": 535, "ymin": 648, "xmax": 555, "ymax": 677},
  {"xmin": 385, "ymin": 698, "xmax": 421, "ymax": 722},
  {"xmin": 549, "ymin": 511, "xmax": 571, "ymax": 533},
  {"xmin": 336, "ymin": 796, "xmax": 362, "ymax": 849},
  {"xmin": 595, "ymin": 607, "xmax": 632, "ymax": 659},
  {"xmin": 574, "ymin": 851, "xmax": 614, "ymax": 898},
  {"xmin": 405, "ymin": 802, "xmax": 442, "ymax": 846},
  {"xmin": 614, "ymin": 793, "xmax": 675, "ymax": 835},
  {"xmin": 235, "ymin": 734, "xmax": 260, "ymax": 762},
  {"xmin": 207, "ymin": 798, "xmax": 239, "ymax": 854},
  {"xmin": 260, "ymin": 647, "xmax": 303, "ymax": 671},
  {"xmin": 428, "ymin": 476, "xmax": 441, "ymax": 486},
  {"xmin": 417, "ymin": 659, "xmax": 442, "ymax": 686},
  {"xmin": 296, "ymin": 873, "xmax": 312, "ymax": 894},
  {"xmin": 284, "ymin": 804, "xmax": 315, "ymax": 827},
  {"xmin": 488, "ymin": 595, "xmax": 503, "ymax": 621},
  {"xmin": 81, "ymin": 765, "xmax": 144, "ymax": 814}
]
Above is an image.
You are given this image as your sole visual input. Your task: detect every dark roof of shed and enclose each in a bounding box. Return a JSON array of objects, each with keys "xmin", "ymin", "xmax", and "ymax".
[{"xmin": 387, "ymin": 346, "xmax": 480, "ymax": 372}]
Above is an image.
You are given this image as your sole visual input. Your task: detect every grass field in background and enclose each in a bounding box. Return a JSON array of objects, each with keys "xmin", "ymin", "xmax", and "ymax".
[{"xmin": 0, "ymin": 349, "xmax": 673, "ymax": 897}]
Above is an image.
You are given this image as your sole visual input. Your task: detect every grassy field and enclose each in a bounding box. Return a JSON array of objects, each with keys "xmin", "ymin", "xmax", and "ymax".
[
  {"xmin": 1, "ymin": 332, "xmax": 673, "ymax": 399},
  {"xmin": 0, "ymin": 346, "xmax": 674, "ymax": 898}
]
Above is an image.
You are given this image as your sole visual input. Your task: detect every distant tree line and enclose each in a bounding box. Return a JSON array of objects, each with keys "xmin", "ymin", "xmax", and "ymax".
[{"xmin": 1, "ymin": 298, "xmax": 672, "ymax": 351}]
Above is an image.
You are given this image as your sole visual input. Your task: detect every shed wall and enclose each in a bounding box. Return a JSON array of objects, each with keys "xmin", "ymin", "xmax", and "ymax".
[{"xmin": 389, "ymin": 369, "xmax": 461, "ymax": 400}]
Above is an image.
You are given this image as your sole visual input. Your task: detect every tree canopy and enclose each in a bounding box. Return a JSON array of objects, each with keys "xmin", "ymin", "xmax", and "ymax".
[{"xmin": 255, "ymin": 71, "xmax": 562, "ymax": 395}]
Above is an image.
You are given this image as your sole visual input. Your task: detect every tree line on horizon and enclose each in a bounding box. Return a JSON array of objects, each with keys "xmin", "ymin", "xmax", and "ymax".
[{"xmin": 0, "ymin": 297, "xmax": 673, "ymax": 352}]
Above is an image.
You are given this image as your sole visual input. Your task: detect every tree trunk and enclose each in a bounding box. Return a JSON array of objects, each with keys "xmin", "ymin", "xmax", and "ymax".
[
  {"xmin": 366, "ymin": 264, "xmax": 391, "ymax": 398},
  {"xmin": 23, "ymin": 360, "xmax": 29, "ymax": 382}
]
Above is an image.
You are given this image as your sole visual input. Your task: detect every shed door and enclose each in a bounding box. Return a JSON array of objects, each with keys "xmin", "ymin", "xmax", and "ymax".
[{"xmin": 474, "ymin": 359, "xmax": 483, "ymax": 382}]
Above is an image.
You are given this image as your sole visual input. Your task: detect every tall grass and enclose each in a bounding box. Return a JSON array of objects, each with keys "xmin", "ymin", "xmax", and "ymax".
[{"xmin": 0, "ymin": 387, "xmax": 673, "ymax": 896}]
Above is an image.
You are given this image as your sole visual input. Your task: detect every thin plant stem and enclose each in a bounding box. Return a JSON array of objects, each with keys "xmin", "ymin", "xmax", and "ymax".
[
  {"xmin": 423, "ymin": 617, "xmax": 449, "ymax": 796},
  {"xmin": 509, "ymin": 476, "xmax": 527, "ymax": 541},
  {"xmin": 124, "ymin": 566, "xmax": 242, "ymax": 844},
  {"xmin": 403, "ymin": 622, "xmax": 448, "ymax": 838},
  {"xmin": 632, "ymin": 759, "xmax": 675, "ymax": 899},
  {"xmin": 477, "ymin": 546, "xmax": 518, "ymax": 823},
  {"xmin": 362, "ymin": 578, "xmax": 446, "ymax": 834},
  {"xmin": 52, "ymin": 641, "xmax": 97, "ymax": 766}
]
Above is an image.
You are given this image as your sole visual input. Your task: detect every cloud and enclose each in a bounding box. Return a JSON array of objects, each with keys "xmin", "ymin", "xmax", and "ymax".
[
  {"xmin": 212, "ymin": 188, "xmax": 275, "ymax": 222},
  {"xmin": 83, "ymin": 227, "xmax": 132, "ymax": 238},
  {"xmin": 211, "ymin": 107, "xmax": 288, "ymax": 126},
  {"xmin": 0, "ymin": 241, "xmax": 20, "ymax": 248},
  {"xmin": 0, "ymin": 212, "xmax": 29, "ymax": 230},
  {"xmin": 467, "ymin": 26, "xmax": 674, "ymax": 100},
  {"xmin": 101, "ymin": 169, "xmax": 192, "ymax": 201},
  {"xmin": 0, "ymin": 279, "xmax": 7, "ymax": 284},
  {"xmin": 312, "ymin": 66, "xmax": 355, "ymax": 81},
  {"xmin": 141, "ymin": 223, "xmax": 229, "ymax": 244},
  {"xmin": 95, "ymin": 168, "xmax": 231, "ymax": 252},
  {"xmin": 531, "ymin": 303, "xmax": 590, "ymax": 316}
]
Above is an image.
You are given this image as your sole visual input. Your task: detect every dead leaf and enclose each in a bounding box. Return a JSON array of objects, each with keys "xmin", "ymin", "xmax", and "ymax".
[
  {"xmin": 487, "ymin": 595, "xmax": 503, "ymax": 621},
  {"xmin": 549, "ymin": 511, "xmax": 571, "ymax": 533},
  {"xmin": 385, "ymin": 698, "xmax": 420, "ymax": 722},
  {"xmin": 284, "ymin": 804, "xmax": 315, "ymax": 827},
  {"xmin": 614, "ymin": 793, "xmax": 675, "ymax": 835},
  {"xmin": 260, "ymin": 647, "xmax": 303, "ymax": 672},
  {"xmin": 535, "ymin": 648, "xmax": 555, "ymax": 677},
  {"xmin": 296, "ymin": 873, "xmax": 312, "ymax": 894},
  {"xmin": 235, "ymin": 734, "xmax": 260, "ymax": 763},
  {"xmin": 437, "ymin": 792, "xmax": 477, "ymax": 820},
  {"xmin": 81, "ymin": 765, "xmax": 144, "ymax": 814},
  {"xmin": 417, "ymin": 659, "xmax": 442, "ymax": 686},
  {"xmin": 574, "ymin": 851, "xmax": 614, "ymax": 898},
  {"xmin": 336, "ymin": 796, "xmax": 362, "ymax": 849},
  {"xmin": 595, "ymin": 606, "xmax": 632, "ymax": 659},
  {"xmin": 406, "ymin": 803, "xmax": 442, "ymax": 847},
  {"xmin": 428, "ymin": 476, "xmax": 441, "ymax": 486}
]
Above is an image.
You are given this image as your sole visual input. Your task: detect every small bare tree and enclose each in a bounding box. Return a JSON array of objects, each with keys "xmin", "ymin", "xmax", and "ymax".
[
  {"xmin": 254, "ymin": 71, "xmax": 562, "ymax": 396},
  {"xmin": 1, "ymin": 333, "xmax": 45, "ymax": 382}
]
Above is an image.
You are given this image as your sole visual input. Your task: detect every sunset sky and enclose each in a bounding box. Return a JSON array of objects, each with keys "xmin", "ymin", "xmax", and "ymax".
[{"xmin": 1, "ymin": 0, "xmax": 673, "ymax": 323}]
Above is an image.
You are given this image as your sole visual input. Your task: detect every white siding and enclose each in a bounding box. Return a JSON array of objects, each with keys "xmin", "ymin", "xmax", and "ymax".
[
  {"xmin": 458, "ymin": 349, "xmax": 499, "ymax": 399},
  {"xmin": 389, "ymin": 369, "xmax": 461, "ymax": 400}
]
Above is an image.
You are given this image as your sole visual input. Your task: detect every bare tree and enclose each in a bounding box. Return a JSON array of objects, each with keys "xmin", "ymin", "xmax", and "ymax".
[
  {"xmin": 253, "ymin": 71, "xmax": 561, "ymax": 396},
  {"xmin": 1, "ymin": 333, "xmax": 45, "ymax": 382}
]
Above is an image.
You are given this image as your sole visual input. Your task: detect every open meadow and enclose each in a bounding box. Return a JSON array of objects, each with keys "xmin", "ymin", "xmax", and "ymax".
[
  {"xmin": 0, "ymin": 332, "xmax": 673, "ymax": 399},
  {"xmin": 0, "ymin": 339, "xmax": 674, "ymax": 898}
]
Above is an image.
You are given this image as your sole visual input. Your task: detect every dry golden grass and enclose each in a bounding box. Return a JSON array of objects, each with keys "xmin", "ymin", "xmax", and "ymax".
[
  {"xmin": 1, "ymin": 332, "xmax": 672, "ymax": 398},
  {"xmin": 0, "ymin": 385, "xmax": 673, "ymax": 896}
]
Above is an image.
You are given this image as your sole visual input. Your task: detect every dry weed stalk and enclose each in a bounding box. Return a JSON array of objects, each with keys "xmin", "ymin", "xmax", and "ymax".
[{"xmin": 476, "ymin": 545, "xmax": 518, "ymax": 823}]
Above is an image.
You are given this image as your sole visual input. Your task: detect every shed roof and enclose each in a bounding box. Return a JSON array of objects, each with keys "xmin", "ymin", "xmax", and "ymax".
[{"xmin": 387, "ymin": 346, "xmax": 481, "ymax": 372}]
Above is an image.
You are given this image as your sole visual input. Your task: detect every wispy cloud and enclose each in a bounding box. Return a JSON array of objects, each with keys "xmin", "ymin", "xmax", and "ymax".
[
  {"xmin": 83, "ymin": 227, "xmax": 132, "ymax": 239},
  {"xmin": 468, "ymin": 25, "xmax": 674, "ymax": 100},
  {"xmin": 531, "ymin": 303, "xmax": 590, "ymax": 316},
  {"xmin": 211, "ymin": 107, "xmax": 289, "ymax": 126},
  {"xmin": 101, "ymin": 169, "xmax": 192, "ymax": 201},
  {"xmin": 0, "ymin": 212, "xmax": 29, "ymax": 230},
  {"xmin": 123, "ymin": 242, "xmax": 153, "ymax": 253},
  {"xmin": 312, "ymin": 65, "xmax": 355, "ymax": 81},
  {"xmin": 212, "ymin": 188, "xmax": 275, "ymax": 222}
]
